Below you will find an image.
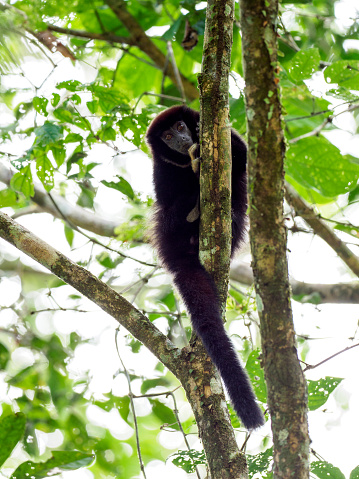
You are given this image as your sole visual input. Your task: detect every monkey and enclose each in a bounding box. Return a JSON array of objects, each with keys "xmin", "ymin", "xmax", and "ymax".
[{"xmin": 146, "ymin": 105, "xmax": 264, "ymax": 430}]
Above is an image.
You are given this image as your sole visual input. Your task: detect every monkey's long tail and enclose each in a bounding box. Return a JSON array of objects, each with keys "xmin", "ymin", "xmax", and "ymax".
[{"xmin": 171, "ymin": 259, "xmax": 264, "ymax": 430}]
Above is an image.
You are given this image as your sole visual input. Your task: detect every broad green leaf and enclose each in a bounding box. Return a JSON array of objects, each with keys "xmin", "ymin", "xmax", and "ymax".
[
  {"xmin": 33, "ymin": 96, "xmax": 49, "ymax": 117},
  {"xmin": 0, "ymin": 343, "xmax": 10, "ymax": 369},
  {"xmin": 73, "ymin": 115, "xmax": 91, "ymax": 131},
  {"xmin": 90, "ymin": 86, "xmax": 129, "ymax": 112},
  {"xmin": 0, "ymin": 413, "xmax": 26, "ymax": 467},
  {"xmin": 324, "ymin": 61, "xmax": 359, "ymax": 89},
  {"xmin": 64, "ymin": 133, "xmax": 83, "ymax": 143},
  {"xmin": 51, "ymin": 93, "xmax": 60, "ymax": 107},
  {"xmin": 286, "ymin": 137, "xmax": 359, "ymax": 197},
  {"xmin": 36, "ymin": 156, "xmax": 54, "ymax": 192},
  {"xmin": 86, "ymin": 100, "xmax": 99, "ymax": 113},
  {"xmin": 34, "ymin": 122, "xmax": 63, "ymax": 146},
  {"xmin": 247, "ymin": 448, "xmax": 273, "ymax": 478},
  {"xmin": 162, "ymin": 16, "xmax": 183, "ymax": 41},
  {"xmin": 0, "ymin": 188, "xmax": 17, "ymax": 207},
  {"xmin": 56, "ymin": 80, "xmax": 83, "ymax": 92},
  {"xmin": 101, "ymin": 126, "xmax": 116, "ymax": 141},
  {"xmin": 64, "ymin": 224, "xmax": 74, "ymax": 247},
  {"xmin": 141, "ymin": 378, "xmax": 171, "ymax": 394},
  {"xmin": 10, "ymin": 165, "xmax": 34, "ymax": 197},
  {"xmin": 150, "ymin": 399, "xmax": 177, "ymax": 427},
  {"xmin": 53, "ymin": 108, "xmax": 74, "ymax": 123},
  {"xmin": 334, "ymin": 223, "xmax": 359, "ymax": 239},
  {"xmin": 170, "ymin": 449, "xmax": 206, "ymax": 473},
  {"xmin": 50, "ymin": 145, "xmax": 66, "ymax": 167},
  {"xmin": 311, "ymin": 461, "xmax": 345, "ymax": 479},
  {"xmin": 350, "ymin": 466, "xmax": 359, "ymax": 479},
  {"xmin": 307, "ymin": 377, "xmax": 343, "ymax": 411},
  {"xmin": 327, "ymin": 87, "xmax": 359, "ymax": 102},
  {"xmin": 101, "ymin": 176, "xmax": 135, "ymax": 199},
  {"xmin": 10, "ymin": 451, "xmax": 94, "ymax": 479},
  {"xmin": 288, "ymin": 48, "xmax": 320, "ymax": 83},
  {"xmin": 245, "ymin": 349, "xmax": 267, "ymax": 403}
]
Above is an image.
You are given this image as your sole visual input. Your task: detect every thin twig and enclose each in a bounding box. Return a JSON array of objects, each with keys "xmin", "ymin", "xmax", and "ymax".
[
  {"xmin": 303, "ymin": 343, "xmax": 359, "ymax": 372},
  {"xmin": 115, "ymin": 330, "xmax": 147, "ymax": 479},
  {"xmin": 47, "ymin": 192, "xmax": 156, "ymax": 268},
  {"xmin": 166, "ymin": 41, "xmax": 186, "ymax": 101}
]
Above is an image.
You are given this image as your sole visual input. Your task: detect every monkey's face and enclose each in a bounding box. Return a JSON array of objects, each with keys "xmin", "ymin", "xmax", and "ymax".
[{"xmin": 160, "ymin": 121, "xmax": 193, "ymax": 155}]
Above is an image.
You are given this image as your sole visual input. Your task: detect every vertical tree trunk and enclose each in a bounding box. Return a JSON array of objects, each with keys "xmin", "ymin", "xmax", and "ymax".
[{"xmin": 239, "ymin": 1, "xmax": 310, "ymax": 478}]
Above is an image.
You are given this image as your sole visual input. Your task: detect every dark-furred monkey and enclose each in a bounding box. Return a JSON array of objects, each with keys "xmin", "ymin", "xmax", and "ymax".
[{"xmin": 146, "ymin": 105, "xmax": 264, "ymax": 429}]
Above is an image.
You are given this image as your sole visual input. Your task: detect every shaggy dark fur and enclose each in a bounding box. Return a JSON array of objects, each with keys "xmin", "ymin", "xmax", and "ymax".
[{"xmin": 146, "ymin": 105, "xmax": 264, "ymax": 429}]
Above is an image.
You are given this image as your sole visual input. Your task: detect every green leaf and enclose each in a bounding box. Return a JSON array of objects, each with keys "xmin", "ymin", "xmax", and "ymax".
[
  {"xmin": 10, "ymin": 165, "xmax": 34, "ymax": 197},
  {"xmin": 162, "ymin": 16, "xmax": 183, "ymax": 41},
  {"xmin": 141, "ymin": 378, "xmax": 170, "ymax": 394},
  {"xmin": 326, "ymin": 87, "xmax": 359, "ymax": 102},
  {"xmin": 86, "ymin": 100, "xmax": 98, "ymax": 113},
  {"xmin": 311, "ymin": 461, "xmax": 345, "ymax": 479},
  {"xmin": 0, "ymin": 188, "xmax": 18, "ymax": 207},
  {"xmin": 34, "ymin": 122, "xmax": 63, "ymax": 146},
  {"xmin": 150, "ymin": 399, "xmax": 177, "ymax": 426},
  {"xmin": 36, "ymin": 156, "xmax": 54, "ymax": 192},
  {"xmin": 307, "ymin": 377, "xmax": 343, "ymax": 411},
  {"xmin": 324, "ymin": 61, "xmax": 359, "ymax": 89},
  {"xmin": 90, "ymin": 86, "xmax": 129, "ymax": 112},
  {"xmin": 50, "ymin": 145, "xmax": 66, "ymax": 167},
  {"xmin": 101, "ymin": 176, "xmax": 135, "ymax": 199},
  {"xmin": 64, "ymin": 133, "xmax": 83, "ymax": 143},
  {"xmin": 64, "ymin": 224, "xmax": 74, "ymax": 247},
  {"xmin": 0, "ymin": 343, "xmax": 10, "ymax": 369},
  {"xmin": 33, "ymin": 96, "xmax": 49, "ymax": 117},
  {"xmin": 350, "ymin": 466, "xmax": 359, "ymax": 479},
  {"xmin": 51, "ymin": 93, "xmax": 61, "ymax": 107},
  {"xmin": 56, "ymin": 80, "xmax": 83, "ymax": 92},
  {"xmin": 170, "ymin": 449, "xmax": 206, "ymax": 474},
  {"xmin": 286, "ymin": 137, "xmax": 359, "ymax": 197},
  {"xmin": 53, "ymin": 108, "xmax": 74, "ymax": 123},
  {"xmin": 101, "ymin": 127, "xmax": 116, "ymax": 141},
  {"xmin": 288, "ymin": 48, "xmax": 320, "ymax": 83},
  {"xmin": 10, "ymin": 451, "xmax": 94, "ymax": 479},
  {"xmin": 0, "ymin": 413, "xmax": 26, "ymax": 467},
  {"xmin": 245, "ymin": 350, "xmax": 267, "ymax": 403},
  {"xmin": 247, "ymin": 447, "xmax": 273, "ymax": 478}
]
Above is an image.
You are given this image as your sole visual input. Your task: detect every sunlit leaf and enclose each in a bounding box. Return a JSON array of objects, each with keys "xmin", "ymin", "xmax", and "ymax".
[
  {"xmin": 286, "ymin": 137, "xmax": 359, "ymax": 197},
  {"xmin": 0, "ymin": 413, "xmax": 26, "ymax": 467},
  {"xmin": 307, "ymin": 377, "xmax": 343, "ymax": 411},
  {"xmin": 311, "ymin": 461, "xmax": 345, "ymax": 479},
  {"xmin": 288, "ymin": 48, "xmax": 320, "ymax": 83},
  {"xmin": 10, "ymin": 451, "xmax": 94, "ymax": 479}
]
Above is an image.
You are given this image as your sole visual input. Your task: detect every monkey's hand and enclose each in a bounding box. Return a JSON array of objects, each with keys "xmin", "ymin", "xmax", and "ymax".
[
  {"xmin": 188, "ymin": 143, "xmax": 200, "ymax": 176},
  {"xmin": 186, "ymin": 197, "xmax": 200, "ymax": 222}
]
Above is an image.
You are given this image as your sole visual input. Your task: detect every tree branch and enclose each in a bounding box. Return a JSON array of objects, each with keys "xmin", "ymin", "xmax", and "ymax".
[
  {"xmin": 47, "ymin": 24, "xmax": 136, "ymax": 46},
  {"xmin": 103, "ymin": 0, "xmax": 198, "ymax": 102},
  {"xmin": 0, "ymin": 163, "xmax": 119, "ymax": 237},
  {"xmin": 230, "ymin": 263, "xmax": 359, "ymax": 304},
  {"xmin": 285, "ymin": 183, "xmax": 359, "ymax": 277},
  {"xmin": 0, "ymin": 211, "xmax": 181, "ymax": 374}
]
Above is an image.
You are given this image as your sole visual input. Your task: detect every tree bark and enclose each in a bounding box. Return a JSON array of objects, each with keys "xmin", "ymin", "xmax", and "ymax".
[
  {"xmin": 194, "ymin": 0, "xmax": 248, "ymax": 477},
  {"xmin": 240, "ymin": 1, "xmax": 310, "ymax": 478}
]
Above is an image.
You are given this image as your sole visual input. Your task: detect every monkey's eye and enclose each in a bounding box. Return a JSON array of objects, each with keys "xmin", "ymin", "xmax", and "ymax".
[
  {"xmin": 177, "ymin": 123, "xmax": 184, "ymax": 132},
  {"xmin": 165, "ymin": 133, "xmax": 172, "ymax": 140}
]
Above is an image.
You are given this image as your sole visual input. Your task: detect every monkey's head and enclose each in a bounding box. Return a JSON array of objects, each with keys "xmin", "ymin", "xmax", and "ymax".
[{"xmin": 146, "ymin": 105, "xmax": 199, "ymax": 165}]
